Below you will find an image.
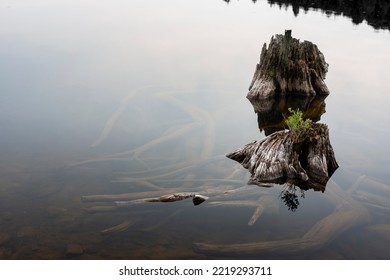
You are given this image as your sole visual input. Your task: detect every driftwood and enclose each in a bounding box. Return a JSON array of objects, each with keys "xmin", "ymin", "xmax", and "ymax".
[
  {"xmin": 226, "ymin": 123, "xmax": 338, "ymax": 191},
  {"xmin": 247, "ymin": 30, "xmax": 329, "ymax": 100},
  {"xmin": 100, "ymin": 220, "xmax": 136, "ymax": 235},
  {"xmin": 115, "ymin": 193, "xmax": 209, "ymax": 207}
]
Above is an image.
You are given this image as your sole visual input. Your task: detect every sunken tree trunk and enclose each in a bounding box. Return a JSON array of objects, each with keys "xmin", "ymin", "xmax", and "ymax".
[
  {"xmin": 247, "ymin": 30, "xmax": 329, "ymax": 100},
  {"xmin": 226, "ymin": 123, "xmax": 338, "ymax": 191}
]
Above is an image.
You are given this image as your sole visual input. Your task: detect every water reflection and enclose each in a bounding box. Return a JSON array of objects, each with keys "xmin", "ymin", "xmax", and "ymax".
[
  {"xmin": 194, "ymin": 176, "xmax": 373, "ymax": 258},
  {"xmin": 224, "ymin": 0, "xmax": 390, "ymax": 31},
  {"xmin": 250, "ymin": 94, "xmax": 326, "ymax": 136},
  {"xmin": 228, "ymin": 93, "xmax": 338, "ymax": 210},
  {"xmin": 1, "ymin": 0, "xmax": 389, "ymax": 260},
  {"xmin": 279, "ymin": 184, "xmax": 304, "ymax": 212}
]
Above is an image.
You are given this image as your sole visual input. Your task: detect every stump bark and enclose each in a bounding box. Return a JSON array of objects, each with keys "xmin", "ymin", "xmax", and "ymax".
[
  {"xmin": 226, "ymin": 123, "xmax": 338, "ymax": 191},
  {"xmin": 228, "ymin": 31, "xmax": 337, "ymax": 191},
  {"xmin": 247, "ymin": 30, "xmax": 329, "ymax": 99}
]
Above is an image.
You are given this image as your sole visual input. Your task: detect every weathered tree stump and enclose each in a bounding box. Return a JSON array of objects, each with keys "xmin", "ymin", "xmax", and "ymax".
[
  {"xmin": 228, "ymin": 31, "xmax": 337, "ymax": 191},
  {"xmin": 226, "ymin": 123, "xmax": 338, "ymax": 191},
  {"xmin": 247, "ymin": 30, "xmax": 329, "ymax": 100}
]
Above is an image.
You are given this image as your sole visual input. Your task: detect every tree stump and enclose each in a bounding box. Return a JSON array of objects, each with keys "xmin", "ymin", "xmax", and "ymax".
[
  {"xmin": 228, "ymin": 31, "xmax": 337, "ymax": 191},
  {"xmin": 226, "ymin": 123, "xmax": 338, "ymax": 191},
  {"xmin": 247, "ymin": 30, "xmax": 329, "ymax": 100}
]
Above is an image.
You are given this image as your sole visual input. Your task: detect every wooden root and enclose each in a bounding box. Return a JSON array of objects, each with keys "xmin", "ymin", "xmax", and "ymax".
[
  {"xmin": 115, "ymin": 192, "xmax": 208, "ymax": 207},
  {"xmin": 100, "ymin": 220, "xmax": 136, "ymax": 235}
]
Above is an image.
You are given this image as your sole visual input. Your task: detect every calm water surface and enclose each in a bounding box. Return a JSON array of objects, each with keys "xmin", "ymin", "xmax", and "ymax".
[{"xmin": 0, "ymin": 0, "xmax": 390, "ymax": 259}]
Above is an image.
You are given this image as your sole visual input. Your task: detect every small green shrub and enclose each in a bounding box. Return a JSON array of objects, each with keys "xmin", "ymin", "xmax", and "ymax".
[{"xmin": 285, "ymin": 107, "xmax": 311, "ymax": 134}]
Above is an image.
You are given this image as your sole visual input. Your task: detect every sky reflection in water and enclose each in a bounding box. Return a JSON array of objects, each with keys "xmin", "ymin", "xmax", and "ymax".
[{"xmin": 0, "ymin": 0, "xmax": 390, "ymax": 259}]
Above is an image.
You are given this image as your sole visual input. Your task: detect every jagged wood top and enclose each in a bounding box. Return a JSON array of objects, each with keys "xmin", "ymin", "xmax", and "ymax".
[{"xmin": 247, "ymin": 30, "xmax": 329, "ymax": 99}]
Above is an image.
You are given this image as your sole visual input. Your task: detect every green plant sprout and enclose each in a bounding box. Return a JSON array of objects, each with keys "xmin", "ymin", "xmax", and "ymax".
[{"xmin": 285, "ymin": 107, "xmax": 311, "ymax": 134}]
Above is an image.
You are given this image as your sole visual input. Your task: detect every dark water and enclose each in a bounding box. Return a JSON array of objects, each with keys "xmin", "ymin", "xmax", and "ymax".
[{"xmin": 1, "ymin": 0, "xmax": 390, "ymax": 259}]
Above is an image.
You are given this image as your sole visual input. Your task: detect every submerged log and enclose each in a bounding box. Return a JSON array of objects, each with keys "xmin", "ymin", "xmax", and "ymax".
[
  {"xmin": 115, "ymin": 192, "xmax": 209, "ymax": 207},
  {"xmin": 226, "ymin": 123, "xmax": 338, "ymax": 191},
  {"xmin": 193, "ymin": 179, "xmax": 370, "ymax": 258},
  {"xmin": 247, "ymin": 30, "xmax": 329, "ymax": 99}
]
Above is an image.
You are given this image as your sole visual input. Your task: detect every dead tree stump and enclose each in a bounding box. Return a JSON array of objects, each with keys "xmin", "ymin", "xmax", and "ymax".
[
  {"xmin": 247, "ymin": 30, "xmax": 329, "ymax": 100},
  {"xmin": 226, "ymin": 123, "xmax": 338, "ymax": 191},
  {"xmin": 228, "ymin": 31, "xmax": 337, "ymax": 191}
]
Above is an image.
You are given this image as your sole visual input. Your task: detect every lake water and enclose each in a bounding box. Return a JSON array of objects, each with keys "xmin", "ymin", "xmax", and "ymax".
[{"xmin": 1, "ymin": 0, "xmax": 390, "ymax": 259}]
